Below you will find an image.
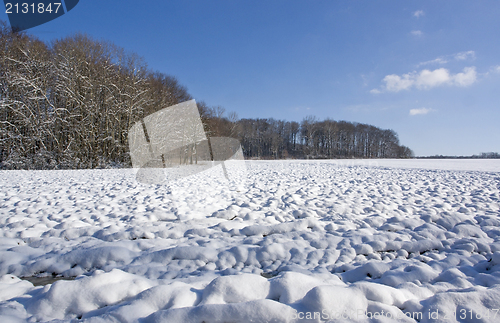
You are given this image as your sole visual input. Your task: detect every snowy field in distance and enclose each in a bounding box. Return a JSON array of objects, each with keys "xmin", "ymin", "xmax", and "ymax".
[{"xmin": 0, "ymin": 159, "xmax": 500, "ymax": 322}]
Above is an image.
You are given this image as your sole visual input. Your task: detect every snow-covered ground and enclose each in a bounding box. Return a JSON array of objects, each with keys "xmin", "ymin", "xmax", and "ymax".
[{"xmin": 0, "ymin": 159, "xmax": 499, "ymax": 322}]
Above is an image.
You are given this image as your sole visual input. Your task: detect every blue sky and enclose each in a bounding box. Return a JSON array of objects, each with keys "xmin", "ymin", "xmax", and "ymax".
[{"xmin": 2, "ymin": 1, "xmax": 499, "ymax": 156}]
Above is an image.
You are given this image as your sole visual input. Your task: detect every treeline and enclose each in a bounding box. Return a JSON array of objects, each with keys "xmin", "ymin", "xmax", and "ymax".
[
  {"xmin": 233, "ymin": 117, "xmax": 413, "ymax": 159},
  {"xmin": 196, "ymin": 104, "xmax": 413, "ymax": 159},
  {"xmin": 0, "ymin": 22, "xmax": 412, "ymax": 170},
  {"xmin": 418, "ymin": 152, "xmax": 500, "ymax": 159}
]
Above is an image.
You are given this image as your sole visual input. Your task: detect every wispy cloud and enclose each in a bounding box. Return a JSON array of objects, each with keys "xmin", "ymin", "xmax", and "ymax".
[
  {"xmin": 413, "ymin": 10, "xmax": 425, "ymax": 18},
  {"xmin": 410, "ymin": 108, "xmax": 433, "ymax": 116},
  {"xmin": 418, "ymin": 51, "xmax": 475, "ymax": 67},
  {"xmin": 371, "ymin": 67, "xmax": 477, "ymax": 93},
  {"xmin": 293, "ymin": 106, "xmax": 311, "ymax": 111},
  {"xmin": 419, "ymin": 57, "xmax": 448, "ymax": 66},
  {"xmin": 411, "ymin": 30, "xmax": 423, "ymax": 37},
  {"xmin": 361, "ymin": 74, "xmax": 369, "ymax": 86},
  {"xmin": 345, "ymin": 104, "xmax": 372, "ymax": 112},
  {"xmin": 454, "ymin": 51, "xmax": 476, "ymax": 61},
  {"xmin": 483, "ymin": 65, "xmax": 500, "ymax": 77}
]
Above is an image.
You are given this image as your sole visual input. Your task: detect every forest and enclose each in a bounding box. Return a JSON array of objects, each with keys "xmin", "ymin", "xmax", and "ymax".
[{"xmin": 0, "ymin": 21, "xmax": 413, "ymax": 170}]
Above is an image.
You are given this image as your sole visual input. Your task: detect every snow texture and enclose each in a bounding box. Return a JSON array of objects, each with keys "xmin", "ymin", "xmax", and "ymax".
[{"xmin": 0, "ymin": 159, "xmax": 499, "ymax": 322}]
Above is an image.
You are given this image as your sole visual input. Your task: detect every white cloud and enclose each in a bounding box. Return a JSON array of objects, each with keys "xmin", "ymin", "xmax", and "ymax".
[
  {"xmin": 415, "ymin": 68, "xmax": 451, "ymax": 89},
  {"xmin": 373, "ymin": 67, "xmax": 477, "ymax": 93},
  {"xmin": 413, "ymin": 10, "xmax": 425, "ymax": 18},
  {"xmin": 369, "ymin": 89, "xmax": 381, "ymax": 94},
  {"xmin": 411, "ymin": 30, "xmax": 423, "ymax": 36},
  {"xmin": 383, "ymin": 74, "xmax": 414, "ymax": 92},
  {"xmin": 410, "ymin": 108, "xmax": 432, "ymax": 116},
  {"xmin": 453, "ymin": 67, "xmax": 477, "ymax": 87}
]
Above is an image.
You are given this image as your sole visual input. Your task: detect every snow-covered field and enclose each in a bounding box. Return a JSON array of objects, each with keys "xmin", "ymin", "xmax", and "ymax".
[{"xmin": 1, "ymin": 159, "xmax": 500, "ymax": 322}]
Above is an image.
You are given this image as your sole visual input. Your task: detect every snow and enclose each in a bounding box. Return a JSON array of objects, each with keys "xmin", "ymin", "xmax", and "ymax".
[{"xmin": 0, "ymin": 159, "xmax": 499, "ymax": 322}]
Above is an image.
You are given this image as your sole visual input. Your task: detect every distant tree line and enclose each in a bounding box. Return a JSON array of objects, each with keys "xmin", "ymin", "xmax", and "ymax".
[
  {"xmin": 198, "ymin": 112, "xmax": 413, "ymax": 159},
  {"xmin": 0, "ymin": 22, "xmax": 412, "ymax": 170},
  {"xmin": 417, "ymin": 152, "xmax": 500, "ymax": 159}
]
